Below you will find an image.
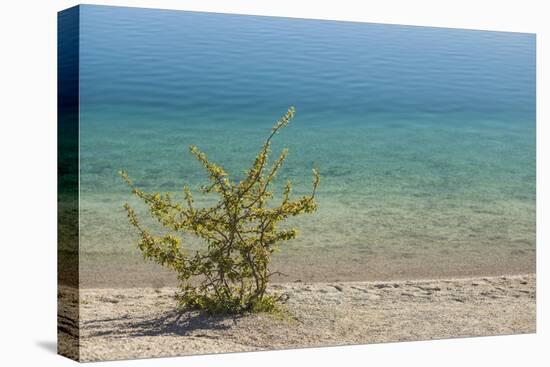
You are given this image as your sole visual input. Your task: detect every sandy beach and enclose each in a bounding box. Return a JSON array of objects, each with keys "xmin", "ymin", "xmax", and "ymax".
[{"xmin": 58, "ymin": 274, "xmax": 535, "ymax": 362}]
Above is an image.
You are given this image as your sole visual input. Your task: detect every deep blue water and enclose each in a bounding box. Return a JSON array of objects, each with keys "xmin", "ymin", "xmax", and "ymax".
[{"xmin": 76, "ymin": 5, "xmax": 535, "ymax": 262}]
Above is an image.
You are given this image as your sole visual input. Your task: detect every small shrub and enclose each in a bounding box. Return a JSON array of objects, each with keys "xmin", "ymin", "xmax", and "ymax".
[{"xmin": 120, "ymin": 107, "xmax": 320, "ymax": 314}]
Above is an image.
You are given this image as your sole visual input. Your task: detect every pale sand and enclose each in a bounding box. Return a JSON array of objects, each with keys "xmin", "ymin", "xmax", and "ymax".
[{"xmin": 59, "ymin": 274, "xmax": 535, "ymax": 362}]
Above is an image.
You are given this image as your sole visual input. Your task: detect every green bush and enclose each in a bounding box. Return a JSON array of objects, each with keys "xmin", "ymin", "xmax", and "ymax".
[{"xmin": 120, "ymin": 107, "xmax": 320, "ymax": 314}]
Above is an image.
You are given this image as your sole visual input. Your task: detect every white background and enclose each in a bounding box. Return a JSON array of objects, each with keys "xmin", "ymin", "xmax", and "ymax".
[{"xmin": 0, "ymin": 0, "xmax": 547, "ymax": 366}]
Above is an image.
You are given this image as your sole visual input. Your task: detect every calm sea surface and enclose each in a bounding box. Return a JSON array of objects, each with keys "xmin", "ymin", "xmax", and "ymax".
[{"xmin": 76, "ymin": 6, "xmax": 535, "ymax": 272}]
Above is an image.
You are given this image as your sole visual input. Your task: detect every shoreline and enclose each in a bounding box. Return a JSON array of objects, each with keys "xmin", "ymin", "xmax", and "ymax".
[
  {"xmin": 60, "ymin": 273, "xmax": 536, "ymax": 362},
  {"xmin": 67, "ymin": 248, "xmax": 536, "ymax": 288}
]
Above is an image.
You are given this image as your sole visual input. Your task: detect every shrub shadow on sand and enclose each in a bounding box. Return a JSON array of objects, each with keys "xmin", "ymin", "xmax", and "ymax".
[{"xmin": 86, "ymin": 309, "xmax": 243, "ymax": 338}]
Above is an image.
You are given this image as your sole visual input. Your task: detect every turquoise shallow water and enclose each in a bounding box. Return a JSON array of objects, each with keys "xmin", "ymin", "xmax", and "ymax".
[{"xmin": 74, "ymin": 6, "xmax": 535, "ymax": 274}]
